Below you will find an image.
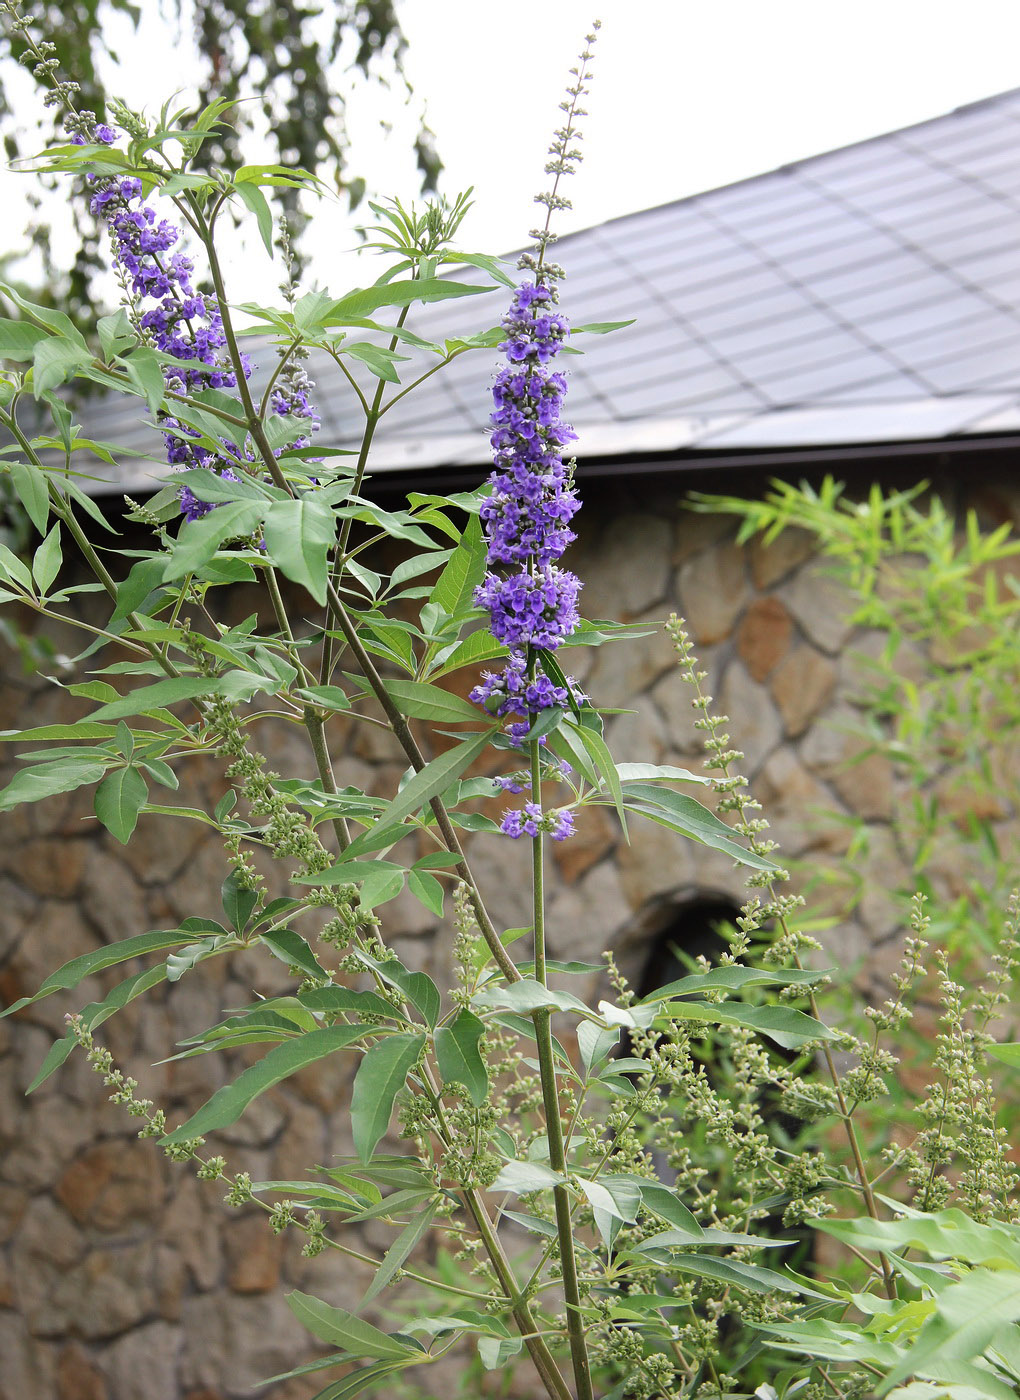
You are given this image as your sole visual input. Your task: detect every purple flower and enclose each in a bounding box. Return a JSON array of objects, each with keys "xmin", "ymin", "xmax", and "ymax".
[
  {"xmin": 471, "ymin": 280, "xmax": 585, "ymax": 840},
  {"xmin": 474, "ymin": 566, "xmax": 580, "ymax": 651},
  {"xmin": 83, "ymin": 126, "xmax": 321, "ymax": 519},
  {"xmin": 500, "ymin": 802, "xmax": 576, "ymax": 842}
]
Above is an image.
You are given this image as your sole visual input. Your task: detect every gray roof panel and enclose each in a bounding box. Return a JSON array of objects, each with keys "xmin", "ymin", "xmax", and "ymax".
[{"xmin": 40, "ymin": 87, "xmax": 1020, "ymax": 492}]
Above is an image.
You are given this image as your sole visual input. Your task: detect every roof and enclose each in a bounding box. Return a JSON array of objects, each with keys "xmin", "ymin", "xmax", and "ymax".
[{"xmin": 58, "ymin": 87, "xmax": 1020, "ymax": 492}]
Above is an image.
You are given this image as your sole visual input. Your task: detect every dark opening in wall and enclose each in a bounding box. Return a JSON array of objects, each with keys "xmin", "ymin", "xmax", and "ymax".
[{"xmin": 636, "ymin": 895, "xmax": 742, "ymax": 999}]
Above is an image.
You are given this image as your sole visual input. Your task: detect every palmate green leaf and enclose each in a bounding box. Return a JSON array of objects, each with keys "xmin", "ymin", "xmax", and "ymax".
[
  {"xmin": 477, "ymin": 1335, "xmax": 525, "ymax": 1370},
  {"xmin": 309, "ymin": 1361, "xmax": 416, "ymax": 1400},
  {"xmin": 661, "ymin": 1253, "xmax": 827, "ymax": 1299},
  {"xmin": 121, "ymin": 346, "xmax": 166, "ymax": 413},
  {"xmin": 32, "ymin": 337, "xmax": 91, "ymax": 395},
  {"xmin": 0, "ymin": 722, "xmax": 118, "ymax": 743},
  {"xmin": 616, "ymin": 762, "xmax": 710, "ymax": 785},
  {"xmin": 164, "ymin": 501, "xmax": 267, "ymax": 579},
  {"xmin": 428, "ymin": 512, "xmax": 485, "ymax": 617},
  {"xmin": 85, "ymin": 677, "xmax": 217, "ymax": 723},
  {"xmin": 1, "ymin": 926, "xmax": 209, "ymax": 1020},
  {"xmin": 655, "ymin": 998, "xmax": 836, "ymax": 1050},
  {"xmin": 110, "ymin": 555, "xmax": 169, "ymax": 623},
  {"xmin": 501, "ymin": 1210, "xmax": 557, "ymax": 1238},
  {"xmin": 0, "ymin": 282, "xmax": 87, "ymax": 346},
  {"xmin": 435, "ymin": 1009, "xmax": 488, "ymax": 1105},
  {"xmin": 263, "ymin": 495, "xmax": 337, "ymax": 604},
  {"xmin": 361, "ymin": 1199, "xmax": 439, "ymax": 1305},
  {"xmin": 0, "ymin": 758, "xmax": 108, "ymax": 812},
  {"xmin": 565, "ymin": 716, "xmax": 627, "ymax": 833},
  {"xmin": 988, "ymin": 1042, "xmax": 1020, "ymax": 1068},
  {"xmin": 639, "ymin": 964, "xmax": 832, "ymax": 1004},
  {"xmin": 0, "ymin": 316, "xmax": 48, "ymax": 361},
  {"xmin": 325, "ymin": 277, "xmax": 494, "ymax": 322},
  {"xmin": 318, "ymin": 728, "xmax": 496, "ymax": 862},
  {"xmin": 382, "ymin": 679, "xmax": 480, "ymax": 724},
  {"xmin": 9, "ymin": 460, "xmax": 50, "ymax": 535},
  {"xmin": 294, "ymin": 684, "xmax": 352, "ymax": 713},
  {"xmin": 407, "ymin": 868, "xmax": 445, "ymax": 918},
  {"xmin": 354, "ymin": 952, "xmax": 441, "ymax": 1028},
  {"xmin": 342, "ymin": 342, "xmax": 407, "ymax": 382},
  {"xmin": 577, "ymin": 1021, "xmax": 621, "ymax": 1076},
  {"xmin": 259, "ymin": 928, "xmax": 329, "ymax": 982},
  {"xmin": 576, "ymin": 1174, "xmax": 641, "ymax": 1223},
  {"xmin": 286, "ymin": 1290, "xmax": 421, "ymax": 1360},
  {"xmin": 298, "ymin": 986, "xmax": 407, "ymax": 1022},
  {"xmin": 642, "ymin": 1225, "xmax": 795, "ymax": 1250},
  {"xmin": 473, "ymin": 978, "xmax": 591, "ymax": 1018},
  {"xmin": 490, "ymin": 1160, "xmax": 565, "ymax": 1194},
  {"xmin": 341, "ymin": 1187, "xmax": 435, "ymax": 1223},
  {"xmin": 428, "ymin": 626, "xmax": 507, "ymax": 680},
  {"xmin": 351, "ymin": 1033, "xmax": 426, "ymax": 1163},
  {"xmin": 221, "ymin": 869, "xmax": 258, "ymax": 934},
  {"xmin": 754, "ymin": 1318, "xmax": 905, "ymax": 1370},
  {"xmin": 620, "ymin": 782, "xmax": 778, "ymax": 872},
  {"xmin": 263, "ymin": 1357, "xmax": 413, "ymax": 1399},
  {"xmin": 97, "ymin": 308, "xmax": 136, "ymax": 359},
  {"xmin": 233, "ymin": 180, "xmax": 274, "ymax": 255},
  {"xmin": 632, "ymin": 1179, "xmax": 704, "ymax": 1236},
  {"xmin": 162, "ymin": 1025, "xmax": 367, "ymax": 1143},
  {"xmin": 93, "ymin": 766, "xmax": 148, "ymax": 844},
  {"xmin": 821, "ymin": 1207, "xmax": 1020, "ymax": 1269},
  {"xmin": 166, "ymin": 934, "xmax": 235, "ymax": 983}
]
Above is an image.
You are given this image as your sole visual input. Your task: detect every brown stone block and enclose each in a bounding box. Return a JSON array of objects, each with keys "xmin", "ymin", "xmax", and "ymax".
[
  {"xmin": 552, "ymin": 804, "xmax": 615, "ymax": 885},
  {"xmin": 14, "ymin": 839, "xmax": 88, "ymax": 899},
  {"xmin": 578, "ymin": 514, "xmax": 672, "ymax": 620},
  {"xmin": 57, "ymin": 1342, "xmax": 108, "ymax": 1400},
  {"xmin": 771, "ymin": 645, "xmax": 837, "ymax": 737},
  {"xmin": 0, "ymin": 1183, "xmax": 28, "ymax": 1242},
  {"xmin": 832, "ymin": 752, "xmax": 895, "ymax": 823},
  {"xmin": 56, "ymin": 1140, "xmax": 164, "ymax": 1231},
  {"xmin": 718, "ymin": 660, "xmax": 783, "ymax": 773},
  {"xmin": 678, "ymin": 542, "xmax": 748, "ymax": 644},
  {"xmin": 114, "ymin": 810, "xmax": 211, "ymax": 886},
  {"xmin": 736, "ymin": 596, "xmax": 793, "ymax": 680},
  {"xmin": 782, "ymin": 563, "xmax": 855, "ymax": 654},
  {"xmin": 80, "ymin": 851, "xmax": 148, "ymax": 946},
  {"xmin": 225, "ymin": 1213, "xmax": 283, "ymax": 1294},
  {"xmin": 749, "ymin": 526, "xmax": 815, "ymax": 589},
  {"xmin": 755, "ymin": 748, "xmax": 848, "ymax": 858},
  {"xmin": 673, "ymin": 509, "xmax": 733, "ymax": 564}
]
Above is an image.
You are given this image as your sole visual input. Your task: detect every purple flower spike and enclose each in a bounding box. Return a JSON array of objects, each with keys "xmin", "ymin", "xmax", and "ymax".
[
  {"xmin": 83, "ymin": 124, "xmax": 320, "ymax": 519},
  {"xmin": 472, "ymin": 279, "xmax": 585, "ymax": 838}
]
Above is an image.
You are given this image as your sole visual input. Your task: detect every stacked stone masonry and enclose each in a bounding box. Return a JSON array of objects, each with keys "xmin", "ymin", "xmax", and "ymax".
[{"xmin": 1, "ymin": 474, "xmax": 1018, "ymax": 1399}]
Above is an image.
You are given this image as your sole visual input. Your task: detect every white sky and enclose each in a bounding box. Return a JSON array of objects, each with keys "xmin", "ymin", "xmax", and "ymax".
[{"xmin": 6, "ymin": 0, "xmax": 1020, "ymax": 301}]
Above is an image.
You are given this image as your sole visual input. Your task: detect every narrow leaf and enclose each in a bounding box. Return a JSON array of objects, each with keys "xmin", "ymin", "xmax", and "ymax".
[
  {"xmin": 162, "ymin": 1025, "xmax": 365, "ymax": 1142},
  {"xmin": 0, "ymin": 758, "xmax": 107, "ymax": 811},
  {"xmin": 1, "ymin": 927, "xmax": 204, "ymax": 1019},
  {"xmin": 435, "ymin": 1010, "xmax": 488, "ymax": 1106},
  {"xmin": 285, "ymin": 1290, "xmax": 418, "ymax": 1359},
  {"xmin": 351, "ymin": 1034, "xmax": 426, "ymax": 1163},
  {"xmin": 93, "ymin": 766, "xmax": 148, "ymax": 844},
  {"xmin": 263, "ymin": 496, "xmax": 337, "ymax": 604},
  {"xmin": 361, "ymin": 1200, "xmax": 439, "ymax": 1305}
]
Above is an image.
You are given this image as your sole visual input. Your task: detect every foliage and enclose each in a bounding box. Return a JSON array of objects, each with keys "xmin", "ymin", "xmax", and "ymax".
[
  {"xmin": 0, "ymin": 12, "xmax": 1018, "ymax": 1400},
  {"xmin": 692, "ymin": 477, "xmax": 1020, "ymax": 955},
  {"xmin": 1, "ymin": 0, "xmax": 438, "ymax": 333}
]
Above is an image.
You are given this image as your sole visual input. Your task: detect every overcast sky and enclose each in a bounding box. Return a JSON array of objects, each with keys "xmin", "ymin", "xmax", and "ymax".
[{"xmin": 6, "ymin": 0, "xmax": 1020, "ymax": 299}]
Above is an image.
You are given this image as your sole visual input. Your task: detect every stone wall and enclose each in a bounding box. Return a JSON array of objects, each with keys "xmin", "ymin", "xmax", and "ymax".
[{"xmin": 2, "ymin": 470, "xmax": 1018, "ymax": 1399}]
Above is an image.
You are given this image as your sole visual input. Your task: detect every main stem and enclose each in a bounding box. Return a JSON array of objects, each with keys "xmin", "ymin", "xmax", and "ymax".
[
  {"xmin": 529, "ymin": 738, "xmax": 595, "ymax": 1400},
  {"xmin": 418, "ymin": 1064, "xmax": 572, "ymax": 1400}
]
